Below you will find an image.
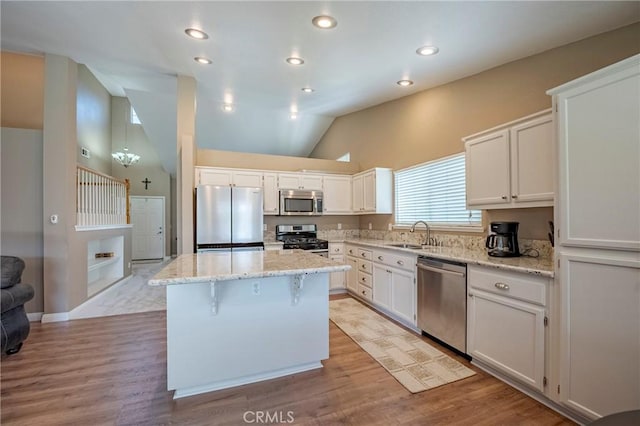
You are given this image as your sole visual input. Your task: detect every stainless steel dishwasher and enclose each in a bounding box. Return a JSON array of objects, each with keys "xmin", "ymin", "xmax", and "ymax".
[{"xmin": 417, "ymin": 256, "xmax": 467, "ymax": 354}]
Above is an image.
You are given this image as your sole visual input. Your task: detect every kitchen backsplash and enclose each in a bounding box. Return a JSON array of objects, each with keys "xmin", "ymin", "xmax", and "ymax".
[{"xmin": 265, "ymin": 228, "xmax": 553, "ymax": 258}]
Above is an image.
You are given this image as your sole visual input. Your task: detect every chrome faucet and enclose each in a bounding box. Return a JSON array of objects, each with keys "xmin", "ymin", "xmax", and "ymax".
[{"xmin": 410, "ymin": 221, "xmax": 430, "ymax": 246}]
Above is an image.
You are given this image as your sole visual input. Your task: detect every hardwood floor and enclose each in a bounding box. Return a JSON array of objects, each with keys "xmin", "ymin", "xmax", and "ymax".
[{"xmin": 1, "ymin": 297, "xmax": 574, "ymax": 426}]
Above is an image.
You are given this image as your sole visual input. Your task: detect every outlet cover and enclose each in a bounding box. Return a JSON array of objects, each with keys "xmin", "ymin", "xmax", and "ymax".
[
  {"xmin": 337, "ymin": 223, "xmax": 342, "ymax": 230},
  {"xmin": 81, "ymin": 147, "xmax": 91, "ymax": 158},
  {"xmin": 368, "ymin": 223, "xmax": 372, "ymax": 230}
]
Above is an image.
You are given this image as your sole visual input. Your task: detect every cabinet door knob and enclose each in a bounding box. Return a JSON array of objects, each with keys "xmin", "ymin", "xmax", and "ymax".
[
  {"xmin": 501, "ymin": 196, "xmax": 507, "ymax": 200},
  {"xmin": 378, "ymin": 256, "xmax": 384, "ymax": 261},
  {"xmin": 494, "ymin": 282, "xmax": 510, "ymax": 291},
  {"xmin": 397, "ymin": 260, "xmax": 404, "ymax": 266}
]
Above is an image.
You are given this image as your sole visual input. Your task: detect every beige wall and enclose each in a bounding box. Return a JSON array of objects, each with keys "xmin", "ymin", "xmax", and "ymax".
[
  {"xmin": 1, "ymin": 51, "xmax": 44, "ymax": 130},
  {"xmin": 1, "ymin": 128, "xmax": 44, "ymax": 313},
  {"xmin": 265, "ymin": 215, "xmax": 359, "ymax": 234},
  {"xmin": 310, "ymin": 23, "xmax": 640, "ymax": 239},
  {"xmin": 311, "ymin": 23, "xmax": 640, "ymax": 170},
  {"xmin": 197, "ymin": 148, "xmax": 361, "ymax": 174},
  {"xmin": 77, "ymin": 65, "xmax": 112, "ymax": 174},
  {"xmin": 42, "ymin": 55, "xmax": 133, "ymax": 314},
  {"xmin": 177, "ymin": 75, "xmax": 197, "ymax": 255},
  {"xmin": 111, "ymin": 97, "xmax": 172, "ymax": 257}
]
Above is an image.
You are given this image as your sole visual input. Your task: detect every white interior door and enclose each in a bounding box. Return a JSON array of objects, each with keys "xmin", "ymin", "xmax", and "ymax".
[{"xmin": 131, "ymin": 196, "xmax": 165, "ymax": 260}]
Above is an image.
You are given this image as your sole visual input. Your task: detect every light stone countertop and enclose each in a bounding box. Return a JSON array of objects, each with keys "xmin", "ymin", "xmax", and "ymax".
[
  {"xmin": 340, "ymin": 238, "xmax": 554, "ymax": 278},
  {"xmin": 148, "ymin": 250, "xmax": 350, "ymax": 286}
]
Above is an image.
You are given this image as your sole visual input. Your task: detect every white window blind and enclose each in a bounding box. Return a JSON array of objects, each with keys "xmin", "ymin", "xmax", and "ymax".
[{"xmin": 395, "ymin": 153, "xmax": 481, "ymax": 227}]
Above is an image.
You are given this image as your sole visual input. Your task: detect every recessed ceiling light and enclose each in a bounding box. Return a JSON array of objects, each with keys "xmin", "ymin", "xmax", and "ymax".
[
  {"xmin": 185, "ymin": 28, "xmax": 209, "ymax": 40},
  {"xmin": 290, "ymin": 113, "xmax": 298, "ymax": 120},
  {"xmin": 194, "ymin": 57, "xmax": 212, "ymax": 65},
  {"xmin": 222, "ymin": 103, "xmax": 234, "ymax": 112},
  {"xmin": 301, "ymin": 87, "xmax": 314, "ymax": 93},
  {"xmin": 286, "ymin": 57, "xmax": 304, "ymax": 65},
  {"xmin": 312, "ymin": 15, "xmax": 337, "ymax": 29},
  {"xmin": 416, "ymin": 45, "xmax": 439, "ymax": 56},
  {"xmin": 397, "ymin": 79, "xmax": 414, "ymax": 87}
]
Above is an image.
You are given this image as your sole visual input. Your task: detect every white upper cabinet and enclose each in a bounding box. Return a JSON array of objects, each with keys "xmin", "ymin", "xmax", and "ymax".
[
  {"xmin": 550, "ymin": 56, "xmax": 640, "ymax": 251},
  {"xmin": 262, "ymin": 172, "xmax": 279, "ymax": 215},
  {"xmin": 465, "ymin": 129, "xmax": 511, "ymax": 206},
  {"xmin": 322, "ymin": 175, "xmax": 352, "ymax": 214},
  {"xmin": 351, "ymin": 168, "xmax": 392, "ymax": 214},
  {"xmin": 509, "ymin": 115, "xmax": 554, "ymax": 203},
  {"xmin": 277, "ymin": 173, "xmax": 323, "ymax": 190},
  {"xmin": 196, "ymin": 168, "xmax": 233, "ymax": 186},
  {"xmin": 196, "ymin": 167, "xmax": 262, "ymax": 187},
  {"xmin": 465, "ymin": 110, "xmax": 554, "ymax": 209}
]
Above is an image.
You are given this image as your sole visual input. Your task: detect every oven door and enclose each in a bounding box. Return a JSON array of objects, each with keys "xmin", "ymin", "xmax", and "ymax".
[
  {"xmin": 310, "ymin": 250, "xmax": 329, "ymax": 258},
  {"xmin": 279, "ymin": 190, "xmax": 323, "ymax": 216}
]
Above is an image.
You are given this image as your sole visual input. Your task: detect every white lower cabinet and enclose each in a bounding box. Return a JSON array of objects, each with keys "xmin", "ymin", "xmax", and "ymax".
[
  {"xmin": 467, "ymin": 265, "xmax": 548, "ymax": 393},
  {"xmin": 329, "ymin": 256, "xmax": 346, "ymax": 291},
  {"xmin": 390, "ymin": 267, "xmax": 415, "ymax": 325},
  {"xmin": 558, "ymin": 253, "xmax": 640, "ymax": 419},
  {"xmin": 372, "ymin": 264, "xmax": 392, "ymax": 311},
  {"xmin": 328, "ymin": 243, "xmax": 345, "ymax": 291},
  {"xmin": 345, "ymin": 254, "xmax": 358, "ymax": 293}
]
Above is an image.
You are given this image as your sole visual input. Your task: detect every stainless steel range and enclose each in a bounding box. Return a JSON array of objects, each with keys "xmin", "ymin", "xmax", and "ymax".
[{"xmin": 276, "ymin": 224, "xmax": 328, "ymax": 257}]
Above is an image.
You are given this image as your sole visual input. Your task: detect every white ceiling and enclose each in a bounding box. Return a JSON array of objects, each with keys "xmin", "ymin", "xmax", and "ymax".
[{"xmin": 2, "ymin": 2, "xmax": 638, "ymax": 175}]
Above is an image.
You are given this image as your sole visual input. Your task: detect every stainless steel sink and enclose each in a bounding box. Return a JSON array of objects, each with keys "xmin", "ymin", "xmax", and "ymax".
[{"xmin": 388, "ymin": 243, "xmax": 422, "ymax": 249}]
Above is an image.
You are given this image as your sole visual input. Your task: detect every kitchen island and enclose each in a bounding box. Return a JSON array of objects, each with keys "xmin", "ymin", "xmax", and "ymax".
[{"xmin": 148, "ymin": 250, "xmax": 350, "ymax": 399}]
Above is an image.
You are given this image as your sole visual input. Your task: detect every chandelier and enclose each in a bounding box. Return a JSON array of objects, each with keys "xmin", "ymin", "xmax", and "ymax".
[
  {"xmin": 112, "ymin": 148, "xmax": 140, "ymax": 168},
  {"xmin": 112, "ymin": 103, "xmax": 141, "ymax": 168}
]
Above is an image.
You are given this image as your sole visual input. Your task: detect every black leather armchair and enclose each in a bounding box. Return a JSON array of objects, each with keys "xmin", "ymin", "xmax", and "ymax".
[{"xmin": 1, "ymin": 256, "xmax": 35, "ymax": 355}]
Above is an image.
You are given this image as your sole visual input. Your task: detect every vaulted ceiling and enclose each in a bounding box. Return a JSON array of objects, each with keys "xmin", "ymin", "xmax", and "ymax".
[{"xmin": 2, "ymin": 1, "xmax": 638, "ymax": 175}]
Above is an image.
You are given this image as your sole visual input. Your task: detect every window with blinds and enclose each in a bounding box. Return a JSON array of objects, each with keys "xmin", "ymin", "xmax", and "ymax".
[{"xmin": 394, "ymin": 153, "xmax": 482, "ymax": 227}]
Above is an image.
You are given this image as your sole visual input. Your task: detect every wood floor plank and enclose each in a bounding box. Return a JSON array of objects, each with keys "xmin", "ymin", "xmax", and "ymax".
[{"xmin": 1, "ymin": 302, "xmax": 575, "ymax": 425}]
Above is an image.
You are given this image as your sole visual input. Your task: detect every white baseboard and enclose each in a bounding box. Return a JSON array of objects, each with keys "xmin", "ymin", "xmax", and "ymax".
[
  {"xmin": 27, "ymin": 312, "xmax": 43, "ymax": 322},
  {"xmin": 41, "ymin": 312, "xmax": 70, "ymax": 323}
]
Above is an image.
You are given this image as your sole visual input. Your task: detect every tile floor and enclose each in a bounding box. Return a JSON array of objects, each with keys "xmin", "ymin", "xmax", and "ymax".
[{"xmin": 68, "ymin": 259, "xmax": 170, "ymax": 320}]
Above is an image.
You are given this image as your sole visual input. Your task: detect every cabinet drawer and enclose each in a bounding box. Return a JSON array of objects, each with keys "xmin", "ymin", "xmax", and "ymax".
[
  {"xmin": 358, "ymin": 283, "xmax": 373, "ymax": 302},
  {"xmin": 346, "ymin": 245, "xmax": 358, "ymax": 257},
  {"xmin": 468, "ymin": 265, "xmax": 547, "ymax": 306},
  {"xmin": 358, "ymin": 248, "xmax": 372, "ymax": 260},
  {"xmin": 329, "ymin": 243, "xmax": 344, "ymax": 255},
  {"xmin": 357, "ymin": 259, "xmax": 372, "ymax": 274},
  {"xmin": 373, "ymin": 250, "xmax": 416, "ymax": 271},
  {"xmin": 357, "ymin": 270, "xmax": 372, "ymax": 288}
]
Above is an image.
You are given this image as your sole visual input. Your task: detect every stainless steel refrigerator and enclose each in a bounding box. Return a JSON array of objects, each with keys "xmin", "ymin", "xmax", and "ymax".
[{"xmin": 196, "ymin": 185, "xmax": 264, "ymax": 252}]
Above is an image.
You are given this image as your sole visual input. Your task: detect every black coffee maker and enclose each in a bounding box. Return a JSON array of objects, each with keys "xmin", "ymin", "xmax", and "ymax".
[{"xmin": 486, "ymin": 222, "xmax": 520, "ymax": 257}]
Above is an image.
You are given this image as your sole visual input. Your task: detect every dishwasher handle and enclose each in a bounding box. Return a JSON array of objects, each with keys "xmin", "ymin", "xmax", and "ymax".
[{"xmin": 417, "ymin": 262, "xmax": 466, "ymax": 278}]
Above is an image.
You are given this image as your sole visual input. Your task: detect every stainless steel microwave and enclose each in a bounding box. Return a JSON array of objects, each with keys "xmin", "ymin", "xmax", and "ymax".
[{"xmin": 279, "ymin": 189, "xmax": 323, "ymax": 216}]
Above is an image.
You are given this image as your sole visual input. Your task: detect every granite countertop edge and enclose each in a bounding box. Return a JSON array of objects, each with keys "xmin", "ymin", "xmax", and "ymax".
[
  {"xmin": 341, "ymin": 238, "xmax": 554, "ymax": 278},
  {"xmin": 148, "ymin": 262, "xmax": 350, "ymax": 286}
]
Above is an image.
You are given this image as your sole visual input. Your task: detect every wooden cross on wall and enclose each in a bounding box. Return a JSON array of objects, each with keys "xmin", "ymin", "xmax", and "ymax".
[{"xmin": 142, "ymin": 178, "xmax": 151, "ymax": 190}]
